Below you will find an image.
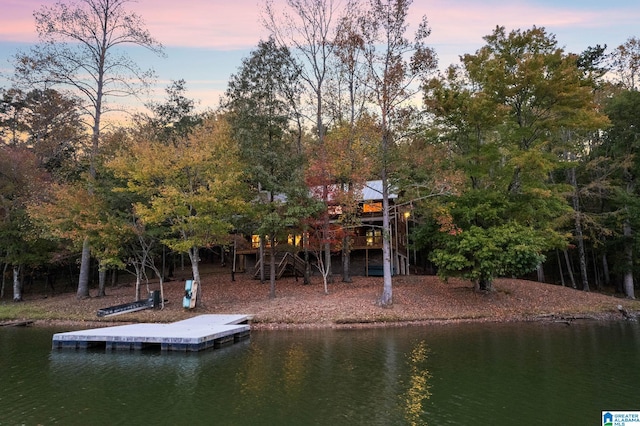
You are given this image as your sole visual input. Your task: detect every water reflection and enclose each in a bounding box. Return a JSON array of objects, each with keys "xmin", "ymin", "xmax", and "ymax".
[
  {"xmin": 283, "ymin": 343, "xmax": 309, "ymax": 397},
  {"xmin": 402, "ymin": 340, "xmax": 431, "ymax": 426},
  {"xmin": 1, "ymin": 322, "xmax": 639, "ymax": 425}
]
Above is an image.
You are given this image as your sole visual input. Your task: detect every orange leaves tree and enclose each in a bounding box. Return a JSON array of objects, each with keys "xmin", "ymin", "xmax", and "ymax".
[
  {"xmin": 305, "ymin": 115, "xmax": 379, "ymax": 283},
  {"xmin": 27, "ymin": 176, "xmax": 131, "ymax": 298}
]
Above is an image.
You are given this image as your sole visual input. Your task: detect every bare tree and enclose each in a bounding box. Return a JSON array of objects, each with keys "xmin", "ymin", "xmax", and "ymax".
[
  {"xmin": 360, "ymin": 0, "xmax": 437, "ymax": 306},
  {"xmin": 13, "ymin": 0, "xmax": 164, "ymax": 299},
  {"xmin": 327, "ymin": 0, "xmax": 368, "ymax": 125},
  {"xmin": 262, "ymin": 0, "xmax": 341, "ymax": 282},
  {"xmin": 328, "ymin": 1, "xmax": 371, "ymax": 282},
  {"xmin": 609, "ymin": 36, "xmax": 640, "ymax": 90}
]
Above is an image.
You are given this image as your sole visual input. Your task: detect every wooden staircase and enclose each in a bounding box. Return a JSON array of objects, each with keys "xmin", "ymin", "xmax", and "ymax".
[{"xmin": 253, "ymin": 252, "xmax": 307, "ymax": 279}]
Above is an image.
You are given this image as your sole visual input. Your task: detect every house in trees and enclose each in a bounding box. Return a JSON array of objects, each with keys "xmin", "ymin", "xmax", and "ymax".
[{"xmin": 233, "ymin": 180, "xmax": 412, "ymax": 278}]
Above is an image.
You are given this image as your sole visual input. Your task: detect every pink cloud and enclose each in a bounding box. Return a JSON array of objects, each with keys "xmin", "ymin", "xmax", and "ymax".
[
  {"xmin": 408, "ymin": 1, "xmax": 639, "ymax": 66},
  {"xmin": 415, "ymin": 1, "xmax": 607, "ymax": 44},
  {"xmin": 3, "ymin": 0, "xmax": 638, "ymax": 52},
  {"xmin": 130, "ymin": 0, "xmax": 269, "ymax": 49},
  {"xmin": 0, "ymin": 0, "xmax": 42, "ymax": 42},
  {"xmin": 0, "ymin": 0, "xmax": 269, "ymax": 48}
]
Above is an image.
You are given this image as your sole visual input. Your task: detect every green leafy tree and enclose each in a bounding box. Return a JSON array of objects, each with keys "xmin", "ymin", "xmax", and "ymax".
[
  {"xmin": 24, "ymin": 89, "xmax": 86, "ymax": 180},
  {"xmin": 136, "ymin": 79, "xmax": 204, "ymax": 145},
  {"xmin": 430, "ymin": 223, "xmax": 549, "ymax": 289},
  {"xmin": 0, "ymin": 88, "xmax": 28, "ymax": 146},
  {"xmin": 223, "ymin": 38, "xmax": 319, "ymax": 297},
  {"xmin": 0, "ymin": 87, "xmax": 86, "ymax": 180},
  {"xmin": 600, "ymin": 89, "xmax": 640, "ymax": 299},
  {"xmin": 558, "ymin": 45, "xmax": 612, "ymax": 292},
  {"xmin": 107, "ymin": 115, "xmax": 249, "ymax": 307},
  {"xmin": 422, "ymin": 26, "xmax": 603, "ymax": 290}
]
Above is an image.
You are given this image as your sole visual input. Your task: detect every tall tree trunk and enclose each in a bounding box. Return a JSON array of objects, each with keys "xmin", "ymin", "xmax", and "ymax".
[
  {"xmin": 324, "ymin": 241, "xmax": 333, "ymax": 283},
  {"xmin": 134, "ymin": 265, "xmax": 142, "ymax": 302},
  {"xmin": 77, "ymin": 236, "xmax": 91, "ymax": 299},
  {"xmin": 76, "ymin": 72, "xmax": 102, "ymax": 302},
  {"xmin": 322, "ymin": 186, "xmax": 333, "ymax": 284},
  {"xmin": 303, "ymin": 230, "xmax": 311, "ymax": 285},
  {"xmin": 259, "ymin": 237, "xmax": 265, "ymax": 284},
  {"xmin": 564, "ymin": 250, "xmax": 577, "ymax": 289},
  {"xmin": 556, "ymin": 250, "xmax": 565, "ymax": 286},
  {"xmin": 12, "ymin": 265, "xmax": 22, "ymax": 302},
  {"xmin": 623, "ymin": 219, "xmax": 635, "ymax": 299},
  {"xmin": 602, "ymin": 253, "xmax": 610, "ymax": 287},
  {"xmin": 111, "ymin": 269, "xmax": 118, "ymax": 287},
  {"xmin": 269, "ymin": 237, "xmax": 277, "ymax": 299},
  {"xmin": 342, "ymin": 236, "xmax": 352, "ymax": 283},
  {"xmin": 1, "ymin": 261, "xmax": 7, "ymax": 298},
  {"xmin": 188, "ymin": 246, "xmax": 202, "ymax": 307},
  {"xmin": 591, "ymin": 250, "xmax": 601, "ymax": 290},
  {"xmin": 97, "ymin": 268, "xmax": 106, "ymax": 297},
  {"xmin": 158, "ymin": 276, "xmax": 165, "ymax": 309},
  {"xmin": 379, "ymin": 170, "xmax": 393, "ymax": 307},
  {"xmin": 568, "ymin": 167, "xmax": 589, "ymax": 291}
]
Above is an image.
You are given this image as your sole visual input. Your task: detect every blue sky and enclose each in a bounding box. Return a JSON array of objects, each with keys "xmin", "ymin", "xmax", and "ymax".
[{"xmin": 1, "ymin": 0, "xmax": 638, "ymax": 117}]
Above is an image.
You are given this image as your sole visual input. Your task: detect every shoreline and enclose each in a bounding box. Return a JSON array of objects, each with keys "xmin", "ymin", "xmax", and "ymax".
[
  {"xmin": 3, "ymin": 272, "xmax": 640, "ymax": 331},
  {"xmin": 17, "ymin": 303, "xmax": 638, "ymax": 332}
]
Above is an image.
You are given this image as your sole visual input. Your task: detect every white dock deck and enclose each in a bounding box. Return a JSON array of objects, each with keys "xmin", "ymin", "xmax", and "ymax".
[{"xmin": 52, "ymin": 314, "xmax": 251, "ymax": 352}]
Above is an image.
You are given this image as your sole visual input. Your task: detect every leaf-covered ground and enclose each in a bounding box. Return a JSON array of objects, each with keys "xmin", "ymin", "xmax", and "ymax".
[{"xmin": 6, "ymin": 264, "xmax": 640, "ymax": 329}]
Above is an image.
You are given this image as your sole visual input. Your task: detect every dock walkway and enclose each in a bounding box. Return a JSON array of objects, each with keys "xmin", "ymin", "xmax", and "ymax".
[{"xmin": 52, "ymin": 314, "xmax": 250, "ymax": 352}]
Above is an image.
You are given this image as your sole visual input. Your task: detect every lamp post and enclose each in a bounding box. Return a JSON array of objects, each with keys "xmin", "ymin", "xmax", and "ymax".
[{"xmin": 403, "ymin": 210, "xmax": 410, "ymax": 275}]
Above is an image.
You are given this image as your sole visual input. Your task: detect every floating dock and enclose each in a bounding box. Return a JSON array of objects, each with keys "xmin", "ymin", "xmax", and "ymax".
[{"xmin": 52, "ymin": 314, "xmax": 250, "ymax": 352}]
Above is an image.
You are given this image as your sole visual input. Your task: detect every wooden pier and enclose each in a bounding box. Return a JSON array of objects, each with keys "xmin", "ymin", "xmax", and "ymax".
[{"xmin": 51, "ymin": 314, "xmax": 250, "ymax": 352}]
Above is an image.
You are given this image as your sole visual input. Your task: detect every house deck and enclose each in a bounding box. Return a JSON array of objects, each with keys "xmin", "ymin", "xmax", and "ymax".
[{"xmin": 51, "ymin": 314, "xmax": 251, "ymax": 352}]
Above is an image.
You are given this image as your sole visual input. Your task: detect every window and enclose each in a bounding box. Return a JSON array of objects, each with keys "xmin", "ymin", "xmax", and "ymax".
[
  {"xmin": 362, "ymin": 202, "xmax": 382, "ymax": 213},
  {"xmin": 366, "ymin": 229, "xmax": 382, "ymax": 246}
]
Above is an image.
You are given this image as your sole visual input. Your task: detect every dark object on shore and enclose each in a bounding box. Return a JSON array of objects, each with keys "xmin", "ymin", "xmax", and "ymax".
[
  {"xmin": 618, "ymin": 305, "xmax": 638, "ymax": 321},
  {"xmin": 97, "ymin": 291, "xmax": 161, "ymax": 317},
  {"xmin": 0, "ymin": 320, "xmax": 34, "ymax": 327}
]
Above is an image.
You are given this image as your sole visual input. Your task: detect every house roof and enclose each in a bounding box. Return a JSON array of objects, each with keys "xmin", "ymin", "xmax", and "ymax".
[
  {"xmin": 262, "ymin": 180, "xmax": 398, "ymax": 204},
  {"xmin": 361, "ymin": 180, "xmax": 398, "ymax": 201},
  {"xmin": 309, "ymin": 180, "xmax": 398, "ymax": 203}
]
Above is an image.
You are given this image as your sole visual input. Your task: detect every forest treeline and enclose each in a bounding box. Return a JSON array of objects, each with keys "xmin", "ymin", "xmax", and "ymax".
[{"xmin": 1, "ymin": 0, "xmax": 639, "ymax": 304}]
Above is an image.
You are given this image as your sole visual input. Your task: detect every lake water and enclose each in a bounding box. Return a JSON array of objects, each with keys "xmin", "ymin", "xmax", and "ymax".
[{"xmin": 1, "ymin": 321, "xmax": 639, "ymax": 425}]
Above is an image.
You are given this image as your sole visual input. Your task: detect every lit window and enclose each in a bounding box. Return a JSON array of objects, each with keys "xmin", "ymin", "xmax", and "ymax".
[
  {"xmin": 363, "ymin": 202, "xmax": 382, "ymax": 213},
  {"xmin": 366, "ymin": 229, "xmax": 381, "ymax": 246}
]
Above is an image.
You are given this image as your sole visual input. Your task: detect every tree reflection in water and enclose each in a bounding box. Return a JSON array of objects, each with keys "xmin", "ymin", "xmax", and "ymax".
[{"xmin": 401, "ymin": 340, "xmax": 431, "ymax": 426}]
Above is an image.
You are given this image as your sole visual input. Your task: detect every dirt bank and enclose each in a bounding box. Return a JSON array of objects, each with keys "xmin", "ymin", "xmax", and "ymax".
[{"xmin": 4, "ymin": 266, "xmax": 640, "ymax": 330}]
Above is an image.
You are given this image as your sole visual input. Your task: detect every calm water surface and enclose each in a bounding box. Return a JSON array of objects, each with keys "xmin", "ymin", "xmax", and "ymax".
[{"xmin": 0, "ymin": 321, "xmax": 639, "ymax": 425}]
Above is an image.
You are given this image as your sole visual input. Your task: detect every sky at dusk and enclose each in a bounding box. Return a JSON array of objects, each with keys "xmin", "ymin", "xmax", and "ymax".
[{"xmin": 1, "ymin": 0, "xmax": 639, "ymax": 117}]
